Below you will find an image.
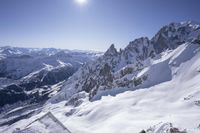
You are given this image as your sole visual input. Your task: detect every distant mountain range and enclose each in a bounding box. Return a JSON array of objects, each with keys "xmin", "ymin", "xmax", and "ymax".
[{"xmin": 0, "ymin": 47, "xmax": 101, "ymax": 108}]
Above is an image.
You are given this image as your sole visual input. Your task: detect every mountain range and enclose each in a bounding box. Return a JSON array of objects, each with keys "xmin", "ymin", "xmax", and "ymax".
[
  {"xmin": 0, "ymin": 47, "xmax": 101, "ymax": 108},
  {"xmin": 0, "ymin": 21, "xmax": 200, "ymax": 133}
]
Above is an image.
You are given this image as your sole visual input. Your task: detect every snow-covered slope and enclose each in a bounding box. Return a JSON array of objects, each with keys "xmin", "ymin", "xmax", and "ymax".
[{"xmin": 1, "ymin": 21, "xmax": 200, "ymax": 133}]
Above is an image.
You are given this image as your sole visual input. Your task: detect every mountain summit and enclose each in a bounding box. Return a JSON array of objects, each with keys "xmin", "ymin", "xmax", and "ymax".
[{"xmin": 104, "ymin": 44, "xmax": 118, "ymax": 56}]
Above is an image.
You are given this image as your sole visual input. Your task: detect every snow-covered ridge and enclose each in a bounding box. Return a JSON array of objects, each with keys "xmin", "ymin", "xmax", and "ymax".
[{"xmin": 50, "ymin": 21, "xmax": 200, "ymax": 102}]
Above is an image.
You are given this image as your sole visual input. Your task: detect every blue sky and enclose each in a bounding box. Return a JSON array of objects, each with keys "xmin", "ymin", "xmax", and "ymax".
[{"xmin": 0, "ymin": 0, "xmax": 200, "ymax": 51}]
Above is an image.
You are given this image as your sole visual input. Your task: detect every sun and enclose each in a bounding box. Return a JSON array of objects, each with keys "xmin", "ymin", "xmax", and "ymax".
[{"xmin": 75, "ymin": 0, "xmax": 87, "ymax": 5}]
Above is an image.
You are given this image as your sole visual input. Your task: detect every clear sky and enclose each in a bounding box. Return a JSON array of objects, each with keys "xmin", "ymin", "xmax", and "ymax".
[{"xmin": 0, "ymin": 0, "xmax": 200, "ymax": 51}]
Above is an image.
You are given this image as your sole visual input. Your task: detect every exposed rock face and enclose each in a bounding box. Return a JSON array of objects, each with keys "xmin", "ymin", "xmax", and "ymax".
[
  {"xmin": 68, "ymin": 38, "xmax": 152, "ymax": 99},
  {"xmin": 145, "ymin": 123, "xmax": 187, "ymax": 133},
  {"xmin": 152, "ymin": 21, "xmax": 200, "ymax": 53},
  {"xmin": 139, "ymin": 130, "xmax": 146, "ymax": 133},
  {"xmin": 51, "ymin": 21, "xmax": 200, "ymax": 104},
  {"xmin": 123, "ymin": 37, "xmax": 155, "ymax": 61},
  {"xmin": 104, "ymin": 44, "xmax": 118, "ymax": 57}
]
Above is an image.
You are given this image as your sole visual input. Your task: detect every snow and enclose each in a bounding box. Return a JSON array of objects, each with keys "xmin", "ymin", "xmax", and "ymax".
[
  {"xmin": 43, "ymin": 63, "xmax": 54, "ymax": 71},
  {"xmin": 57, "ymin": 60, "xmax": 73, "ymax": 67}
]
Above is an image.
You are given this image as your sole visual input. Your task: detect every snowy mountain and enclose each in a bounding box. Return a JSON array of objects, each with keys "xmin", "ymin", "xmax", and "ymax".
[
  {"xmin": 0, "ymin": 47, "xmax": 101, "ymax": 108},
  {"xmin": 50, "ymin": 21, "xmax": 200, "ymax": 102},
  {"xmin": 0, "ymin": 46, "xmax": 101, "ymax": 79},
  {"xmin": 1, "ymin": 21, "xmax": 200, "ymax": 133}
]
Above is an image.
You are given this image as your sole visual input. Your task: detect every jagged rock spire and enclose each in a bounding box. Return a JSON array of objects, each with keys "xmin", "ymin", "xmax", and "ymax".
[{"xmin": 104, "ymin": 44, "xmax": 118, "ymax": 56}]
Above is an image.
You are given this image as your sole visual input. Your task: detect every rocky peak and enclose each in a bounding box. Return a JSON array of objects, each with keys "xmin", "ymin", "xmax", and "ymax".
[
  {"xmin": 122, "ymin": 37, "xmax": 155, "ymax": 61},
  {"xmin": 51, "ymin": 20, "xmax": 200, "ymax": 104},
  {"xmin": 104, "ymin": 44, "xmax": 118, "ymax": 57},
  {"xmin": 179, "ymin": 21, "xmax": 200, "ymax": 29},
  {"xmin": 152, "ymin": 21, "xmax": 200, "ymax": 53},
  {"xmin": 126, "ymin": 37, "xmax": 150, "ymax": 49}
]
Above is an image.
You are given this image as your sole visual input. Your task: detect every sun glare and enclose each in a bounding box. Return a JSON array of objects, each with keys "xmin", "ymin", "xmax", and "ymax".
[{"xmin": 76, "ymin": 0, "xmax": 87, "ymax": 5}]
